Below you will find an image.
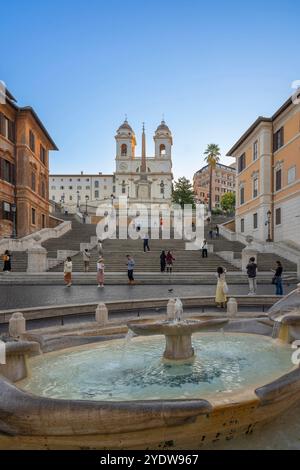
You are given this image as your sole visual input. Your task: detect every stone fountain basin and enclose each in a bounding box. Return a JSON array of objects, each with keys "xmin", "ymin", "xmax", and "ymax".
[
  {"xmin": 0, "ymin": 335, "xmax": 300, "ymax": 450},
  {"xmin": 127, "ymin": 318, "xmax": 228, "ymax": 336}
]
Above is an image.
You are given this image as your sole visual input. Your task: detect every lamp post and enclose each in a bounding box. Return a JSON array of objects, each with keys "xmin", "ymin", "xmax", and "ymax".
[
  {"xmin": 11, "ymin": 203, "xmax": 17, "ymax": 239},
  {"xmin": 85, "ymin": 195, "xmax": 89, "ymax": 215},
  {"xmin": 266, "ymin": 210, "xmax": 272, "ymax": 242},
  {"xmin": 160, "ymin": 181, "xmax": 165, "ymax": 199}
]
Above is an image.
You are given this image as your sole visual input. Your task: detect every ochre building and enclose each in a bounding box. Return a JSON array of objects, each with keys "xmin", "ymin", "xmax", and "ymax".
[{"xmin": 0, "ymin": 89, "xmax": 58, "ymax": 238}]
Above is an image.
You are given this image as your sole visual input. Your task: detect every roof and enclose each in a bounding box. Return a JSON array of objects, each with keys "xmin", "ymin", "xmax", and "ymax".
[
  {"xmin": 19, "ymin": 107, "xmax": 58, "ymax": 150},
  {"xmin": 50, "ymin": 174, "xmax": 114, "ymax": 178},
  {"xmin": 226, "ymin": 92, "xmax": 300, "ymax": 156},
  {"xmin": 194, "ymin": 162, "xmax": 236, "ymax": 175},
  {"xmin": 3, "ymin": 90, "xmax": 58, "ymax": 151}
]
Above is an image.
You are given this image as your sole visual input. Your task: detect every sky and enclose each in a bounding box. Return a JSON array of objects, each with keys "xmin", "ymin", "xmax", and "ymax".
[{"xmin": 1, "ymin": 0, "xmax": 300, "ymax": 180}]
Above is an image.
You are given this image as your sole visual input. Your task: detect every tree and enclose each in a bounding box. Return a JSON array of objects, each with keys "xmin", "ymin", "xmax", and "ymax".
[
  {"xmin": 172, "ymin": 177, "xmax": 195, "ymax": 208},
  {"xmin": 203, "ymin": 144, "xmax": 221, "ymax": 213},
  {"xmin": 220, "ymin": 192, "xmax": 236, "ymax": 214}
]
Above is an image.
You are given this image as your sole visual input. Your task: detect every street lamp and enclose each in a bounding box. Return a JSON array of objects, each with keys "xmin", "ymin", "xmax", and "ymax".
[
  {"xmin": 266, "ymin": 210, "xmax": 272, "ymax": 242},
  {"xmin": 160, "ymin": 181, "xmax": 165, "ymax": 199},
  {"xmin": 85, "ymin": 195, "xmax": 89, "ymax": 215},
  {"xmin": 11, "ymin": 203, "xmax": 17, "ymax": 239}
]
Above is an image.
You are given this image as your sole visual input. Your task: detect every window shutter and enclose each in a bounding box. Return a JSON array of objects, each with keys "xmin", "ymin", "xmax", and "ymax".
[{"xmin": 0, "ymin": 113, "xmax": 4, "ymax": 136}]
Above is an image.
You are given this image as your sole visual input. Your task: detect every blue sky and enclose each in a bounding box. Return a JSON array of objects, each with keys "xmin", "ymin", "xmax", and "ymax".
[{"xmin": 1, "ymin": 0, "xmax": 300, "ymax": 179}]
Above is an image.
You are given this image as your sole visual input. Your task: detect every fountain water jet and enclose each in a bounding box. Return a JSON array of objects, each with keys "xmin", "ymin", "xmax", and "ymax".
[{"xmin": 128, "ymin": 298, "xmax": 228, "ymax": 361}]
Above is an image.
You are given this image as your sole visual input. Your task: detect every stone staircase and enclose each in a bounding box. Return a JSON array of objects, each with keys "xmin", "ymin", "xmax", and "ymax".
[{"xmin": 5, "ymin": 214, "xmax": 298, "ymax": 274}]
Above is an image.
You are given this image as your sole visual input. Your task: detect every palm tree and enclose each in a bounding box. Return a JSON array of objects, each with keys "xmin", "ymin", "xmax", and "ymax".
[{"xmin": 204, "ymin": 143, "xmax": 221, "ymax": 213}]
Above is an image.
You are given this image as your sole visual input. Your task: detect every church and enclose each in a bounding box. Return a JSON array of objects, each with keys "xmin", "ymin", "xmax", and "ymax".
[
  {"xmin": 49, "ymin": 119, "xmax": 174, "ymax": 211},
  {"xmin": 114, "ymin": 119, "xmax": 173, "ymax": 206}
]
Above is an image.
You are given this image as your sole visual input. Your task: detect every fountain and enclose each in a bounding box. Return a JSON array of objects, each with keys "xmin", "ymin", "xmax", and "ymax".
[
  {"xmin": 1, "ymin": 293, "xmax": 300, "ymax": 450},
  {"xmin": 128, "ymin": 298, "xmax": 228, "ymax": 360}
]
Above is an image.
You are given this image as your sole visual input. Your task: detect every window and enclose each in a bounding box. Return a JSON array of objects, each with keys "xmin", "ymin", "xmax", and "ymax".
[
  {"xmin": 0, "ymin": 113, "xmax": 15, "ymax": 142},
  {"xmin": 215, "ymin": 195, "xmax": 220, "ymax": 202},
  {"xmin": 77, "ymin": 178, "xmax": 81, "ymax": 182},
  {"xmin": 29, "ymin": 130, "xmax": 35, "ymax": 152},
  {"xmin": 86, "ymin": 178, "xmax": 90, "ymax": 182},
  {"xmin": 121, "ymin": 144, "xmax": 127, "ymax": 156},
  {"xmin": 253, "ymin": 141, "xmax": 258, "ymax": 161},
  {"xmin": 40, "ymin": 145, "xmax": 46, "ymax": 165},
  {"xmin": 0, "ymin": 158, "xmax": 15, "ymax": 184},
  {"xmin": 86, "ymin": 186, "xmax": 90, "ymax": 190},
  {"xmin": 42, "ymin": 214, "xmax": 46, "ymax": 228},
  {"xmin": 1, "ymin": 202, "xmax": 13, "ymax": 221},
  {"xmin": 113, "ymin": 185, "xmax": 116, "ymax": 193},
  {"xmin": 69, "ymin": 178, "xmax": 73, "ymax": 182},
  {"xmin": 31, "ymin": 208, "xmax": 36, "ymax": 225},
  {"xmin": 241, "ymin": 219, "xmax": 245, "ymax": 233},
  {"xmin": 240, "ymin": 186, "xmax": 245, "ymax": 205},
  {"xmin": 253, "ymin": 177, "xmax": 258, "ymax": 198},
  {"xmin": 95, "ymin": 181, "xmax": 99, "ymax": 188},
  {"xmin": 95, "ymin": 190, "xmax": 99, "ymax": 198},
  {"xmin": 104, "ymin": 185, "xmax": 107, "ymax": 190},
  {"xmin": 31, "ymin": 172, "xmax": 36, "ymax": 192},
  {"xmin": 77, "ymin": 186, "xmax": 82, "ymax": 190},
  {"xmin": 60, "ymin": 186, "xmax": 64, "ymax": 190},
  {"xmin": 160, "ymin": 144, "xmax": 166, "ymax": 156},
  {"xmin": 41, "ymin": 181, "xmax": 46, "ymax": 198},
  {"xmin": 69, "ymin": 186, "xmax": 73, "ymax": 190},
  {"xmin": 69, "ymin": 195, "xmax": 72, "ymax": 201},
  {"xmin": 275, "ymin": 169, "xmax": 282, "ymax": 191},
  {"xmin": 273, "ymin": 127, "xmax": 284, "ymax": 152},
  {"xmin": 253, "ymin": 213, "xmax": 258, "ymax": 229},
  {"xmin": 51, "ymin": 186, "xmax": 56, "ymax": 190},
  {"xmin": 288, "ymin": 166, "xmax": 296, "ymax": 185},
  {"xmin": 238, "ymin": 153, "xmax": 246, "ymax": 173},
  {"xmin": 122, "ymin": 187, "xmax": 126, "ymax": 194},
  {"xmin": 52, "ymin": 195, "xmax": 55, "ymax": 201},
  {"xmin": 275, "ymin": 208, "xmax": 281, "ymax": 225}
]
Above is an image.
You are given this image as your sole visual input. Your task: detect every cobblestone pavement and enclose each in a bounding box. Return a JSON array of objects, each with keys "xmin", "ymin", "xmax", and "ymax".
[{"xmin": 0, "ymin": 283, "xmax": 297, "ymax": 310}]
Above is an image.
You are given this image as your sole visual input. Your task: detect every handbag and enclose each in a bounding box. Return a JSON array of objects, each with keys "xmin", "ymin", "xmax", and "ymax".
[
  {"xmin": 223, "ymin": 282, "xmax": 229, "ymax": 294},
  {"xmin": 271, "ymin": 276, "xmax": 277, "ymax": 285}
]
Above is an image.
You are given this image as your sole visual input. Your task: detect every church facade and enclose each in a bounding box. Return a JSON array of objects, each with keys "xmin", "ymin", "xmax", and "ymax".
[
  {"xmin": 49, "ymin": 119, "xmax": 174, "ymax": 211},
  {"xmin": 114, "ymin": 119, "xmax": 173, "ymax": 205}
]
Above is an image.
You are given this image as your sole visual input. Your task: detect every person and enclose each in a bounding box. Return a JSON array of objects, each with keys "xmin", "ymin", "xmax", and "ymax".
[
  {"xmin": 2, "ymin": 250, "xmax": 12, "ymax": 272},
  {"xmin": 97, "ymin": 240, "xmax": 103, "ymax": 256},
  {"xmin": 64, "ymin": 257, "xmax": 73, "ymax": 287},
  {"xmin": 215, "ymin": 225, "xmax": 219, "ymax": 237},
  {"xmin": 215, "ymin": 266, "xmax": 227, "ymax": 308},
  {"xmin": 246, "ymin": 257, "xmax": 257, "ymax": 295},
  {"xmin": 209, "ymin": 229, "xmax": 213, "ymax": 239},
  {"xmin": 126, "ymin": 254, "xmax": 135, "ymax": 285},
  {"xmin": 97, "ymin": 257, "xmax": 105, "ymax": 288},
  {"xmin": 143, "ymin": 233, "xmax": 150, "ymax": 252},
  {"xmin": 166, "ymin": 251, "xmax": 175, "ymax": 274},
  {"xmin": 82, "ymin": 248, "xmax": 91, "ymax": 272},
  {"xmin": 160, "ymin": 250, "xmax": 166, "ymax": 272},
  {"xmin": 201, "ymin": 239, "xmax": 208, "ymax": 258},
  {"xmin": 272, "ymin": 261, "xmax": 283, "ymax": 296}
]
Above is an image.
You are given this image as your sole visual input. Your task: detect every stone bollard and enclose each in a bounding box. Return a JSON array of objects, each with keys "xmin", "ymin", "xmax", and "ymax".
[
  {"xmin": 95, "ymin": 303, "xmax": 108, "ymax": 326},
  {"xmin": 227, "ymin": 298, "xmax": 238, "ymax": 317},
  {"xmin": 9, "ymin": 312, "xmax": 26, "ymax": 338},
  {"xmin": 167, "ymin": 298, "xmax": 176, "ymax": 319},
  {"xmin": 26, "ymin": 235, "xmax": 47, "ymax": 272}
]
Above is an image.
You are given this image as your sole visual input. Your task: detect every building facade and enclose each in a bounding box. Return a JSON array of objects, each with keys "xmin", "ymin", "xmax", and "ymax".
[
  {"xmin": 49, "ymin": 173, "xmax": 114, "ymax": 211},
  {"xmin": 0, "ymin": 89, "xmax": 57, "ymax": 238},
  {"xmin": 227, "ymin": 93, "xmax": 300, "ymax": 245},
  {"xmin": 50, "ymin": 119, "xmax": 173, "ymax": 212},
  {"xmin": 193, "ymin": 162, "xmax": 236, "ymax": 208}
]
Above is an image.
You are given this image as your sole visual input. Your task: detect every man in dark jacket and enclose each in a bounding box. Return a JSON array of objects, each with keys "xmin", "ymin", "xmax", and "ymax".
[{"xmin": 246, "ymin": 257, "xmax": 257, "ymax": 295}]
